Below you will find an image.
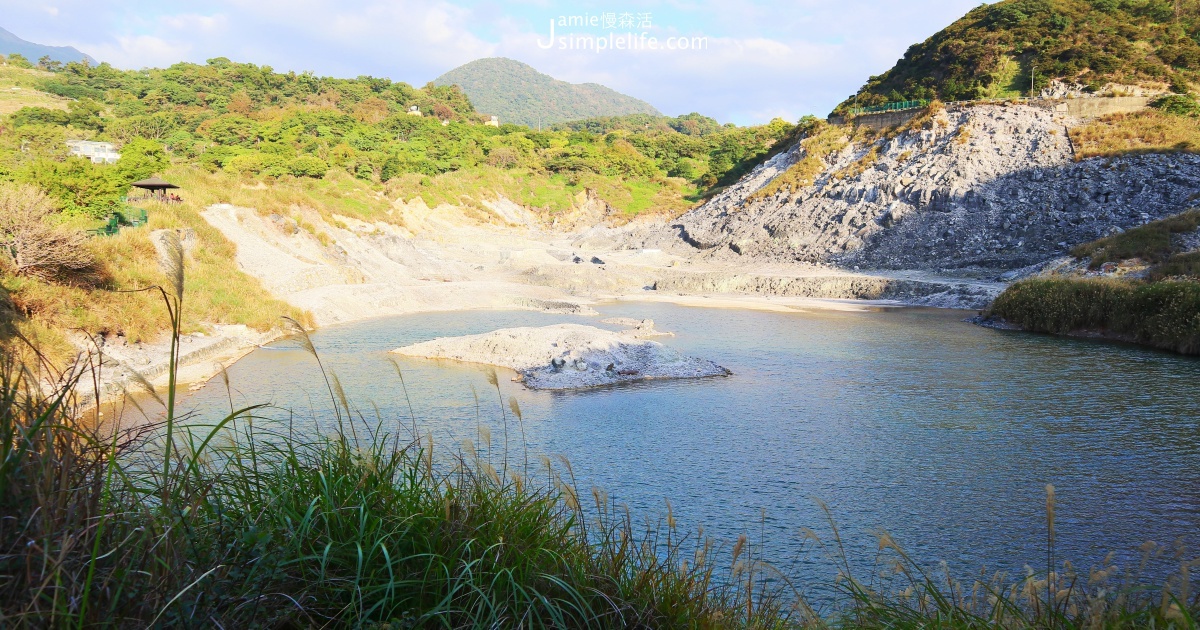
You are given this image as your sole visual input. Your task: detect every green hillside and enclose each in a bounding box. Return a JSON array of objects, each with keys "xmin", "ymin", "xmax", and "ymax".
[
  {"xmin": 432, "ymin": 57, "xmax": 660, "ymax": 127},
  {"xmin": 837, "ymin": 0, "xmax": 1200, "ymax": 112}
]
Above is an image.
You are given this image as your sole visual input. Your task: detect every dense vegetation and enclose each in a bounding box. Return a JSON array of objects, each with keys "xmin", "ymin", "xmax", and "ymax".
[
  {"xmin": 433, "ymin": 57, "xmax": 661, "ymax": 128},
  {"xmin": 0, "ymin": 58, "xmax": 789, "ymax": 218},
  {"xmin": 989, "ymin": 209, "xmax": 1200, "ymax": 353},
  {"xmin": 989, "ymin": 276, "xmax": 1200, "ymax": 352},
  {"xmin": 837, "ymin": 0, "xmax": 1200, "ymax": 112},
  {"xmin": 0, "ymin": 58, "xmax": 791, "ymax": 362}
]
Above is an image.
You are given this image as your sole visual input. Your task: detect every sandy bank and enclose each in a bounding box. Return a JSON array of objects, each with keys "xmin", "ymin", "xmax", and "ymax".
[{"xmin": 392, "ymin": 324, "xmax": 729, "ymax": 390}]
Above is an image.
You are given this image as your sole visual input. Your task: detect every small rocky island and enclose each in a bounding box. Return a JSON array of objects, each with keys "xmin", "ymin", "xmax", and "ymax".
[{"xmin": 391, "ymin": 324, "xmax": 729, "ymax": 390}]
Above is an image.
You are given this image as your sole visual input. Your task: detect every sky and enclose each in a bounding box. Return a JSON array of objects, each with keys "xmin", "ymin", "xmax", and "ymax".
[{"xmin": 0, "ymin": 0, "xmax": 988, "ymax": 125}]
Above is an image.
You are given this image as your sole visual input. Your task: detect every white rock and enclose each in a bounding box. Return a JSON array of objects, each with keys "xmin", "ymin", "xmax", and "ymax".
[{"xmin": 391, "ymin": 324, "xmax": 728, "ymax": 390}]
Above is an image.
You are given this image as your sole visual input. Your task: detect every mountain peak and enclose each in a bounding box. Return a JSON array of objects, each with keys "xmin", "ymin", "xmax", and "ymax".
[
  {"xmin": 433, "ymin": 57, "xmax": 660, "ymax": 127},
  {"xmin": 0, "ymin": 26, "xmax": 95, "ymax": 65}
]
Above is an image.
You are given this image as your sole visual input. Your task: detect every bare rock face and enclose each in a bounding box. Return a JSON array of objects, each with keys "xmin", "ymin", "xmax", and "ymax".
[
  {"xmin": 391, "ymin": 324, "xmax": 728, "ymax": 390},
  {"xmin": 662, "ymin": 103, "xmax": 1200, "ymax": 274}
]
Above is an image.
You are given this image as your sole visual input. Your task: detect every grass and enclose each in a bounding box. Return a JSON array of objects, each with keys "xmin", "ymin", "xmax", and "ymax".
[
  {"xmin": 992, "ymin": 209, "xmax": 1200, "ymax": 355},
  {"xmin": 988, "ymin": 276, "xmax": 1200, "ymax": 354},
  {"xmin": 751, "ymin": 122, "xmax": 849, "ymax": 200},
  {"xmin": 1071, "ymin": 209, "xmax": 1200, "ymax": 268},
  {"xmin": 1069, "ymin": 110, "xmax": 1200, "ymax": 160},
  {"xmin": 3, "ymin": 240, "xmax": 1198, "ymax": 628},
  {"xmin": 1, "ymin": 168, "xmax": 311, "ymax": 366},
  {"xmin": 0, "ymin": 66, "xmax": 69, "ymax": 117}
]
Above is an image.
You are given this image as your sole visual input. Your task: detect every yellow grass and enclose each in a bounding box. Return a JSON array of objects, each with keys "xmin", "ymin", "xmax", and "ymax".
[
  {"xmin": 1069, "ymin": 110, "xmax": 1200, "ymax": 160},
  {"xmin": 751, "ymin": 122, "xmax": 850, "ymax": 200},
  {"xmin": 0, "ymin": 66, "xmax": 70, "ymax": 116}
]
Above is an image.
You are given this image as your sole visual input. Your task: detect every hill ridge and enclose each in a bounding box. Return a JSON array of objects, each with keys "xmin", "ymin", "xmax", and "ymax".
[
  {"xmin": 0, "ymin": 26, "xmax": 94, "ymax": 65},
  {"xmin": 836, "ymin": 0, "xmax": 1200, "ymax": 113},
  {"xmin": 432, "ymin": 57, "xmax": 660, "ymax": 127}
]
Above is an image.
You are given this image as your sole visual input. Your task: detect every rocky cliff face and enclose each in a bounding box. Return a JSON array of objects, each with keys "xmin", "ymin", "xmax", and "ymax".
[{"xmin": 666, "ymin": 103, "xmax": 1200, "ymax": 274}]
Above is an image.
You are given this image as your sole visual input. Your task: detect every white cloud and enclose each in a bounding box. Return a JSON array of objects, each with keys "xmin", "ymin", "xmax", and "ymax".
[
  {"xmin": 159, "ymin": 13, "xmax": 228, "ymax": 33},
  {"xmin": 84, "ymin": 35, "xmax": 194, "ymax": 69}
]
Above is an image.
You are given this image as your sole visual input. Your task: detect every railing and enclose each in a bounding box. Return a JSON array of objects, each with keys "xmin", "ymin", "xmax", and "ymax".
[
  {"xmin": 127, "ymin": 194, "xmax": 184, "ymax": 204},
  {"xmin": 87, "ymin": 207, "xmax": 149, "ymax": 237},
  {"xmin": 847, "ymin": 100, "xmax": 930, "ymax": 116}
]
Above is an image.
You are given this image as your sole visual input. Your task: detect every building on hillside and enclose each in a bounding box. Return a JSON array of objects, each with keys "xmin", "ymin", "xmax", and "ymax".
[
  {"xmin": 66, "ymin": 140, "xmax": 120, "ymax": 164},
  {"xmin": 407, "ymin": 105, "xmax": 422, "ymax": 116},
  {"xmin": 485, "ymin": 115, "xmax": 500, "ymax": 127}
]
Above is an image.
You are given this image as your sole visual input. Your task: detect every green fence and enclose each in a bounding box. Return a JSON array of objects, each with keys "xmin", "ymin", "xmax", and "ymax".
[
  {"xmin": 87, "ymin": 206, "xmax": 148, "ymax": 237},
  {"xmin": 848, "ymin": 100, "xmax": 930, "ymax": 116}
]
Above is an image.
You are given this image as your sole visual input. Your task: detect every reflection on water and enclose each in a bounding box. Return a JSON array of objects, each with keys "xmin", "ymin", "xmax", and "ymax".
[{"xmin": 151, "ymin": 302, "xmax": 1200, "ymax": 585}]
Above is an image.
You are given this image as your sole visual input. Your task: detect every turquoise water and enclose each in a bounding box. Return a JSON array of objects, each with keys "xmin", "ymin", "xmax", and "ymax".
[{"xmin": 163, "ymin": 303, "xmax": 1200, "ymax": 588}]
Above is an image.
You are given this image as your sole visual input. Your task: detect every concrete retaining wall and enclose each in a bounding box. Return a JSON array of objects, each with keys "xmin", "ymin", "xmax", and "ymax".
[{"xmin": 1048, "ymin": 96, "xmax": 1151, "ymax": 118}]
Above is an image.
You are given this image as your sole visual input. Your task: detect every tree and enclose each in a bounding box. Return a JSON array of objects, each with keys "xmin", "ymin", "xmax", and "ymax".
[
  {"xmin": 113, "ymin": 138, "xmax": 169, "ymax": 183},
  {"xmin": 37, "ymin": 55, "xmax": 62, "ymax": 71},
  {"xmin": 227, "ymin": 91, "xmax": 254, "ymax": 115},
  {"xmin": 5, "ymin": 54, "xmax": 32, "ymax": 69},
  {"xmin": 0, "ymin": 184, "xmax": 101, "ymax": 285}
]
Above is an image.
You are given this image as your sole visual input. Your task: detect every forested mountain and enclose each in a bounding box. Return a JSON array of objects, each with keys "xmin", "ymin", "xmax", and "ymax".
[
  {"xmin": 836, "ymin": 0, "xmax": 1200, "ymax": 112},
  {"xmin": 432, "ymin": 58, "xmax": 660, "ymax": 127},
  {"xmin": 0, "ymin": 26, "xmax": 94, "ymax": 66}
]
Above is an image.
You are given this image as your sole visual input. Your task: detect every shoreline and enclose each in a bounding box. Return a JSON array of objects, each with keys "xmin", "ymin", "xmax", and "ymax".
[{"xmin": 155, "ymin": 291, "xmax": 920, "ymax": 399}]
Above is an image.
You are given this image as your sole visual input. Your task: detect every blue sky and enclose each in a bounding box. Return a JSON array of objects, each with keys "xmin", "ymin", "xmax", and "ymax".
[{"xmin": 0, "ymin": 0, "xmax": 988, "ymax": 125}]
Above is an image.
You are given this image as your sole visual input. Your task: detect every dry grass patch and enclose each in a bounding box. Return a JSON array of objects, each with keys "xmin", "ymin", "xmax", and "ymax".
[
  {"xmin": 751, "ymin": 122, "xmax": 850, "ymax": 200},
  {"xmin": 0, "ymin": 66, "xmax": 70, "ymax": 116},
  {"xmin": 1069, "ymin": 110, "xmax": 1200, "ymax": 160},
  {"xmin": 1, "ymin": 173, "xmax": 310, "ymax": 367}
]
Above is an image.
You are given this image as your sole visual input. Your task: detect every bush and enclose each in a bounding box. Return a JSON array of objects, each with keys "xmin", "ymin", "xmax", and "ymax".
[
  {"xmin": 223, "ymin": 153, "xmax": 265, "ymax": 176},
  {"xmin": 0, "ymin": 184, "xmax": 102, "ymax": 285},
  {"xmin": 289, "ymin": 155, "xmax": 329, "ymax": 178},
  {"xmin": 1151, "ymin": 93, "xmax": 1200, "ymax": 117},
  {"xmin": 4, "ymin": 53, "xmax": 32, "ymax": 68}
]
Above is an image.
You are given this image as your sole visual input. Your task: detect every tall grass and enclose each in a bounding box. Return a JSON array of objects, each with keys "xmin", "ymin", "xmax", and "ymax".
[
  {"xmin": 2, "ymin": 239, "xmax": 1198, "ymax": 627},
  {"xmin": 988, "ymin": 276, "xmax": 1200, "ymax": 354}
]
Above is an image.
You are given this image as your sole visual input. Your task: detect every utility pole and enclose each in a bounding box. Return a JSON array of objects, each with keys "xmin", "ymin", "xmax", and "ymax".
[{"xmin": 1030, "ymin": 62, "xmax": 1037, "ymax": 100}]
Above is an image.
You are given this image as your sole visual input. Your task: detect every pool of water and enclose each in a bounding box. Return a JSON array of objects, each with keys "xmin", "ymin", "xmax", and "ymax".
[{"xmin": 159, "ymin": 302, "xmax": 1200, "ymax": 589}]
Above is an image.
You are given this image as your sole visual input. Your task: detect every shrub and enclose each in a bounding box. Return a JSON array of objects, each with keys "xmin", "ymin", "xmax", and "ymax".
[
  {"xmin": 1151, "ymin": 93, "xmax": 1200, "ymax": 117},
  {"xmin": 289, "ymin": 155, "xmax": 329, "ymax": 178},
  {"xmin": 0, "ymin": 184, "xmax": 102, "ymax": 285},
  {"xmin": 3, "ymin": 53, "xmax": 32, "ymax": 68},
  {"xmin": 223, "ymin": 153, "xmax": 265, "ymax": 176}
]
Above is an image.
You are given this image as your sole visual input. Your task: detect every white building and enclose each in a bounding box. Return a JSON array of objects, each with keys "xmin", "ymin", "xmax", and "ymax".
[
  {"xmin": 67, "ymin": 140, "xmax": 120, "ymax": 164},
  {"xmin": 485, "ymin": 115, "xmax": 500, "ymax": 127}
]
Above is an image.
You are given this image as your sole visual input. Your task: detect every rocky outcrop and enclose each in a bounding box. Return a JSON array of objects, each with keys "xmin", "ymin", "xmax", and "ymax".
[
  {"xmin": 662, "ymin": 103, "xmax": 1200, "ymax": 275},
  {"xmin": 392, "ymin": 324, "xmax": 729, "ymax": 390}
]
